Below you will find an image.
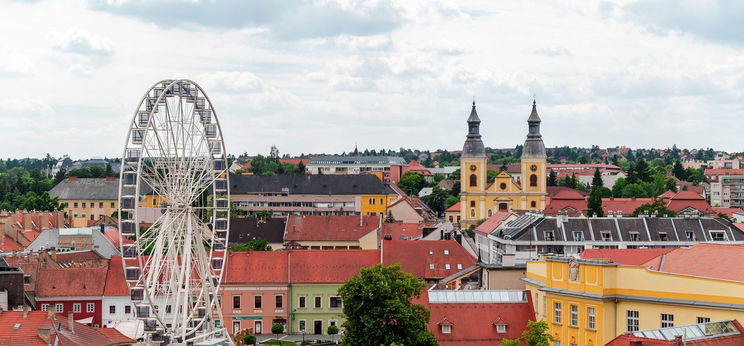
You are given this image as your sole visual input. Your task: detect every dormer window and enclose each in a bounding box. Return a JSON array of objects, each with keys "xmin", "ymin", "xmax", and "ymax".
[
  {"xmin": 685, "ymin": 231, "xmax": 695, "ymax": 241},
  {"xmin": 495, "ymin": 324, "xmax": 507, "ymax": 333},
  {"xmin": 544, "ymin": 231, "xmax": 555, "ymax": 241},
  {"xmin": 572, "ymin": 231, "xmax": 583, "ymax": 241},
  {"xmin": 659, "ymin": 232, "xmax": 668, "ymax": 241},
  {"xmin": 443, "ymin": 249, "xmax": 449, "ymax": 255},
  {"xmin": 441, "ymin": 324, "xmax": 452, "ymax": 334},
  {"xmin": 710, "ymin": 231, "xmax": 726, "ymax": 241},
  {"xmin": 629, "ymin": 232, "xmax": 640, "ymax": 241},
  {"xmin": 601, "ymin": 231, "xmax": 612, "ymax": 241}
]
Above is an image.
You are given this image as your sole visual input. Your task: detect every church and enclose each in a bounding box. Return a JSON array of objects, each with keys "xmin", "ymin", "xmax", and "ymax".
[{"xmin": 459, "ymin": 101, "xmax": 548, "ymax": 228}]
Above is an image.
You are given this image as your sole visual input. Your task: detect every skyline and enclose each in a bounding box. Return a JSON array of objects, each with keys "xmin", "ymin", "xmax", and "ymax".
[{"xmin": 2, "ymin": 0, "xmax": 743, "ymax": 158}]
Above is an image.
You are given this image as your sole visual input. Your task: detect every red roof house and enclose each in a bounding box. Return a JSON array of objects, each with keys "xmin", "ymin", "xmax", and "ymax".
[
  {"xmin": 663, "ymin": 190, "xmax": 714, "ymax": 214},
  {"xmin": 382, "ymin": 222, "xmax": 425, "ymax": 240},
  {"xmin": 602, "ymin": 198, "xmax": 654, "ymax": 216},
  {"xmin": 474, "ymin": 211, "xmax": 515, "ymax": 235},
  {"xmin": 383, "ymin": 239, "xmax": 477, "ymax": 281},
  {"xmin": 284, "ymin": 215, "xmax": 381, "ymax": 249},
  {"xmin": 544, "ymin": 187, "xmax": 588, "ymax": 216},
  {"xmin": 580, "ymin": 248, "xmax": 676, "ymax": 266},
  {"xmin": 405, "ymin": 160, "xmax": 433, "ymax": 176},
  {"xmin": 640, "ymin": 244, "xmax": 744, "ymax": 282},
  {"xmin": 35, "ymin": 267, "xmax": 109, "ymax": 326},
  {"xmin": 605, "ymin": 320, "xmax": 744, "ymax": 346},
  {"xmin": 0, "ymin": 310, "xmax": 134, "ymax": 346}
]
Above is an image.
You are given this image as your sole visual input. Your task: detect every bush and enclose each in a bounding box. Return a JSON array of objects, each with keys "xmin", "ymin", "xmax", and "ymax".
[{"xmin": 243, "ymin": 335, "xmax": 256, "ymax": 345}]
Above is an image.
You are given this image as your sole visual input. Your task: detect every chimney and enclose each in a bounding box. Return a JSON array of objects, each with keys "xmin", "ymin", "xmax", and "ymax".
[
  {"xmin": 67, "ymin": 312, "xmax": 74, "ymax": 333},
  {"xmin": 38, "ymin": 328, "xmax": 52, "ymax": 344},
  {"xmin": 100, "ymin": 223, "xmax": 105, "ymax": 233},
  {"xmin": 23, "ymin": 305, "xmax": 30, "ymax": 318},
  {"xmin": 68, "ymin": 176, "xmax": 77, "ymax": 181},
  {"xmin": 51, "ymin": 249, "xmax": 58, "ymax": 263},
  {"xmin": 105, "ymin": 176, "xmax": 115, "ymax": 181}
]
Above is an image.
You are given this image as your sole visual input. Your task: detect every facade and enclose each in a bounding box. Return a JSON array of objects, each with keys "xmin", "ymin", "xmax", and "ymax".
[
  {"xmin": 524, "ymin": 244, "xmax": 744, "ymax": 346},
  {"xmin": 476, "ymin": 213, "xmax": 744, "ymax": 266},
  {"xmin": 605, "ymin": 319, "xmax": 744, "ymax": 345},
  {"xmin": 35, "ymin": 267, "xmax": 108, "ymax": 327},
  {"xmin": 306, "ymin": 156, "xmax": 408, "ymax": 183},
  {"xmin": 26, "ymin": 227, "xmax": 121, "ymax": 258},
  {"xmin": 706, "ymin": 168, "xmax": 744, "ymax": 208},
  {"xmin": 387, "ymin": 196, "xmax": 437, "ymax": 223},
  {"xmin": 49, "ymin": 177, "xmax": 120, "ymax": 227},
  {"xmin": 460, "ymin": 102, "xmax": 548, "ymax": 228},
  {"xmin": 101, "ymin": 256, "xmax": 135, "ymax": 328},
  {"xmin": 230, "ymin": 174, "xmax": 398, "ymax": 217},
  {"xmin": 382, "ymin": 239, "xmax": 477, "ymax": 283},
  {"xmin": 444, "ymin": 202, "xmax": 461, "ymax": 225}
]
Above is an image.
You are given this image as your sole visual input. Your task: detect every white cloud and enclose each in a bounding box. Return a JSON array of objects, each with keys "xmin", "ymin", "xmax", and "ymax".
[
  {"xmin": 0, "ymin": 52, "xmax": 34, "ymax": 77},
  {"xmin": 50, "ymin": 28, "xmax": 114, "ymax": 56},
  {"xmin": 0, "ymin": 99, "xmax": 54, "ymax": 116},
  {"xmin": 68, "ymin": 64, "xmax": 94, "ymax": 78}
]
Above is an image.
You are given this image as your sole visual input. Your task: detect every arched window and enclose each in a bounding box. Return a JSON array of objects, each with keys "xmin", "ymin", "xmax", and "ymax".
[
  {"xmin": 469, "ymin": 174, "xmax": 477, "ymax": 187},
  {"xmin": 530, "ymin": 174, "xmax": 538, "ymax": 187},
  {"xmin": 498, "ymin": 203, "xmax": 508, "ymax": 211}
]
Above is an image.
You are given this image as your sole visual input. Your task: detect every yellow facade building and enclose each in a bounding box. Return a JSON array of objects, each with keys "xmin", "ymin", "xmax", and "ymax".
[
  {"xmin": 523, "ymin": 245, "xmax": 744, "ymax": 346},
  {"xmin": 460, "ymin": 101, "xmax": 547, "ymax": 228}
]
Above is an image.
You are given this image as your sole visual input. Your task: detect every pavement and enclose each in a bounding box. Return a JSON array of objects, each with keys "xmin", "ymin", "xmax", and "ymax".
[{"xmin": 257, "ymin": 333, "xmax": 341, "ymax": 344}]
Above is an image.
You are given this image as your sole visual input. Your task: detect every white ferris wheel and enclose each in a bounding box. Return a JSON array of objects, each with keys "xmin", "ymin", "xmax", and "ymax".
[{"xmin": 117, "ymin": 79, "xmax": 230, "ymax": 345}]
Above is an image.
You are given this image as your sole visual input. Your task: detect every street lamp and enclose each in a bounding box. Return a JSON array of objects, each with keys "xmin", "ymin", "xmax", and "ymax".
[{"xmin": 301, "ymin": 330, "xmax": 305, "ymax": 345}]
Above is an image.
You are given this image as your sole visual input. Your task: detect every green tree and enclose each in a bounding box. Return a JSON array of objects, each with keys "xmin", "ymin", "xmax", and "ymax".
[
  {"xmin": 327, "ymin": 325, "xmax": 340, "ymax": 342},
  {"xmin": 54, "ymin": 168, "xmax": 67, "ymax": 184},
  {"xmin": 422, "ymin": 187, "xmax": 450, "ymax": 215},
  {"xmin": 228, "ymin": 238, "xmax": 272, "ymax": 251},
  {"xmin": 522, "ymin": 320, "xmax": 554, "ymax": 346},
  {"xmin": 243, "ymin": 335, "xmax": 256, "ymax": 346},
  {"xmin": 635, "ymin": 159, "xmax": 650, "ymax": 182},
  {"xmin": 632, "ymin": 200, "xmax": 677, "ymax": 217},
  {"xmin": 445, "ymin": 195, "xmax": 459, "ymax": 209},
  {"xmin": 588, "ymin": 169, "xmax": 604, "ymax": 217},
  {"xmin": 487, "ymin": 169, "xmax": 498, "ymax": 184},
  {"xmin": 546, "ymin": 170, "xmax": 557, "ymax": 186},
  {"xmin": 500, "ymin": 339, "xmax": 520, "ymax": 346},
  {"xmin": 271, "ymin": 323, "xmax": 284, "ymax": 340},
  {"xmin": 449, "ymin": 169, "xmax": 460, "ymax": 181},
  {"xmin": 338, "ymin": 264, "xmax": 437, "ymax": 346},
  {"xmin": 398, "ymin": 172, "xmax": 426, "ymax": 196},
  {"xmin": 385, "ymin": 210, "xmax": 396, "ymax": 223},
  {"xmin": 249, "ymin": 210, "xmax": 272, "ymax": 219}
]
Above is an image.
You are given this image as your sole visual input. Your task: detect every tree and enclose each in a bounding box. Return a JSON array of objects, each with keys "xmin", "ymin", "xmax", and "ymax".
[
  {"xmin": 422, "ymin": 187, "xmax": 450, "ymax": 215},
  {"xmin": 384, "ymin": 210, "xmax": 396, "ymax": 223},
  {"xmin": 327, "ymin": 325, "xmax": 340, "ymax": 342},
  {"xmin": 672, "ymin": 160, "xmax": 687, "ymax": 180},
  {"xmin": 487, "ymin": 169, "xmax": 498, "ymax": 184},
  {"xmin": 588, "ymin": 169, "xmax": 604, "ymax": 217},
  {"xmin": 500, "ymin": 339, "xmax": 520, "ymax": 346},
  {"xmin": 54, "ymin": 168, "xmax": 66, "ymax": 184},
  {"xmin": 271, "ymin": 323, "xmax": 284, "ymax": 340},
  {"xmin": 243, "ymin": 335, "xmax": 256, "ymax": 346},
  {"xmin": 228, "ymin": 238, "xmax": 272, "ymax": 252},
  {"xmin": 338, "ymin": 264, "xmax": 437, "ymax": 346},
  {"xmin": 250, "ymin": 210, "xmax": 272, "ymax": 219},
  {"xmin": 635, "ymin": 159, "xmax": 650, "ymax": 182},
  {"xmin": 500, "ymin": 320, "xmax": 553, "ymax": 346},
  {"xmin": 398, "ymin": 172, "xmax": 426, "ymax": 196},
  {"xmin": 546, "ymin": 170, "xmax": 557, "ymax": 186},
  {"xmin": 632, "ymin": 200, "xmax": 676, "ymax": 217}
]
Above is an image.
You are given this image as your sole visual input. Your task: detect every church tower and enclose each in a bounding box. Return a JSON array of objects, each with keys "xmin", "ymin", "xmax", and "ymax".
[
  {"xmin": 520, "ymin": 100, "xmax": 548, "ymax": 209},
  {"xmin": 460, "ymin": 101, "xmax": 487, "ymax": 223}
]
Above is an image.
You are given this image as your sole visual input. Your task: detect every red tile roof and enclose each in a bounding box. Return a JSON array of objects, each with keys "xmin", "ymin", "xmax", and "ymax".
[
  {"xmin": 36, "ymin": 267, "xmax": 108, "ymax": 298},
  {"xmin": 641, "ymin": 244, "xmax": 744, "ymax": 282},
  {"xmin": 605, "ymin": 320, "xmax": 744, "ymax": 346},
  {"xmin": 735, "ymin": 223, "xmax": 744, "ymax": 232},
  {"xmin": 0, "ymin": 235, "xmax": 23, "ymax": 252},
  {"xmin": 0, "ymin": 311, "xmax": 134, "ymax": 346},
  {"xmin": 713, "ymin": 208, "xmax": 744, "ymax": 218},
  {"xmin": 0, "ymin": 311, "xmax": 53, "ymax": 345},
  {"xmin": 602, "ymin": 198, "xmax": 654, "ymax": 215},
  {"xmin": 424, "ymin": 290, "xmax": 536, "ymax": 346},
  {"xmin": 445, "ymin": 202, "xmax": 460, "ymax": 212},
  {"xmin": 284, "ymin": 215, "xmax": 380, "ymax": 241},
  {"xmin": 406, "ymin": 160, "xmax": 433, "ymax": 176},
  {"xmin": 223, "ymin": 251, "xmax": 289, "ymax": 284},
  {"xmin": 474, "ymin": 212, "xmax": 514, "ymax": 235},
  {"xmin": 103, "ymin": 256, "xmax": 129, "ymax": 297},
  {"xmin": 95, "ymin": 327, "xmax": 136, "ymax": 344},
  {"xmin": 705, "ymin": 168, "xmax": 744, "ymax": 176},
  {"xmin": 290, "ymin": 249, "xmax": 380, "ymax": 283},
  {"xmin": 382, "ymin": 223, "xmax": 424, "ymax": 240},
  {"xmin": 664, "ymin": 190, "xmax": 714, "ymax": 214},
  {"xmin": 383, "ymin": 240, "xmax": 476, "ymax": 279},
  {"xmin": 580, "ymin": 248, "xmax": 676, "ymax": 266}
]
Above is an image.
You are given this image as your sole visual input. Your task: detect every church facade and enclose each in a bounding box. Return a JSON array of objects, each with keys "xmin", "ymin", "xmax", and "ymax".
[{"xmin": 459, "ymin": 101, "xmax": 548, "ymax": 228}]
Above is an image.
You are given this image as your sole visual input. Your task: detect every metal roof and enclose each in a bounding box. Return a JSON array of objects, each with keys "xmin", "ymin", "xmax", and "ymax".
[
  {"xmin": 308, "ymin": 156, "xmax": 407, "ymax": 166},
  {"xmin": 428, "ymin": 290, "xmax": 527, "ymax": 303},
  {"xmin": 632, "ymin": 320, "xmax": 739, "ymax": 341}
]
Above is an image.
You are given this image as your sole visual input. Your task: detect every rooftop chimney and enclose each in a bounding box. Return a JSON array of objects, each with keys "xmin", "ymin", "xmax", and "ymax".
[
  {"xmin": 68, "ymin": 177, "xmax": 77, "ymax": 181},
  {"xmin": 23, "ymin": 305, "xmax": 30, "ymax": 318},
  {"xmin": 67, "ymin": 312, "xmax": 74, "ymax": 333}
]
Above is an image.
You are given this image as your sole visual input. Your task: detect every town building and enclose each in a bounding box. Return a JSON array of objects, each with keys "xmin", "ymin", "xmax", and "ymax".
[
  {"xmin": 605, "ymin": 319, "xmax": 744, "ymax": 345},
  {"xmin": 306, "ymin": 156, "xmax": 408, "ymax": 183},
  {"xmin": 0, "ymin": 211, "xmax": 66, "ymax": 252},
  {"xmin": 0, "ymin": 310, "xmax": 134, "ymax": 345},
  {"xmin": 706, "ymin": 168, "xmax": 744, "ymax": 209},
  {"xmin": 444, "ymin": 202, "xmax": 461, "ymax": 225},
  {"xmin": 49, "ymin": 177, "xmax": 120, "ymax": 227},
  {"xmin": 35, "ymin": 267, "xmax": 109, "ymax": 327},
  {"xmin": 475, "ymin": 213, "xmax": 744, "ymax": 266},
  {"xmin": 381, "ymin": 222, "xmax": 425, "ymax": 240},
  {"xmin": 26, "ymin": 226, "xmax": 121, "ymax": 258},
  {"xmin": 230, "ymin": 174, "xmax": 398, "ymax": 217},
  {"xmin": 387, "ymin": 195, "xmax": 437, "ymax": 223},
  {"xmin": 101, "ymin": 256, "xmax": 134, "ymax": 329},
  {"xmin": 424, "ymin": 287, "xmax": 535, "ymax": 345},
  {"xmin": 524, "ymin": 244, "xmax": 744, "ymax": 346},
  {"xmin": 459, "ymin": 101, "xmax": 548, "ymax": 228},
  {"xmin": 228, "ymin": 217, "xmax": 286, "ymax": 250},
  {"xmin": 283, "ymin": 215, "xmax": 381, "ymax": 250},
  {"xmin": 382, "ymin": 239, "xmax": 477, "ymax": 283}
]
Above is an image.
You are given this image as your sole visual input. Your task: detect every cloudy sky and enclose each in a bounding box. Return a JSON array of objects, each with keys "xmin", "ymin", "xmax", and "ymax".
[{"xmin": 1, "ymin": 0, "xmax": 743, "ymax": 159}]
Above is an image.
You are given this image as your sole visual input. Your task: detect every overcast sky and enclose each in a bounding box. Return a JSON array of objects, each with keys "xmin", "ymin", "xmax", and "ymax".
[{"xmin": 1, "ymin": 0, "xmax": 743, "ymax": 159}]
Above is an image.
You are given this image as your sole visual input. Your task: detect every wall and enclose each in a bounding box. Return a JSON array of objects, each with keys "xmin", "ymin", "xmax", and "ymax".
[
  {"xmin": 218, "ymin": 284, "xmax": 289, "ymax": 336},
  {"xmin": 484, "ymin": 268, "xmax": 527, "ymax": 290},
  {"xmin": 101, "ymin": 296, "xmax": 135, "ymax": 327},
  {"xmin": 61, "ymin": 199, "xmax": 118, "ymax": 227},
  {"xmin": 290, "ymin": 284, "xmax": 345, "ymax": 335},
  {"xmin": 36, "ymin": 299, "xmax": 102, "ymax": 326}
]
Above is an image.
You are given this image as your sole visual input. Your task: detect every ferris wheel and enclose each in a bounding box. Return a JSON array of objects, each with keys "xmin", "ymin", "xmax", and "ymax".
[{"xmin": 117, "ymin": 79, "xmax": 230, "ymax": 344}]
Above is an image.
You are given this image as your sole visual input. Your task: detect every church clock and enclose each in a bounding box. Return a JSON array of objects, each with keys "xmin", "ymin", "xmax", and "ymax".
[
  {"xmin": 469, "ymin": 164, "xmax": 477, "ymax": 171},
  {"xmin": 530, "ymin": 164, "xmax": 538, "ymax": 172}
]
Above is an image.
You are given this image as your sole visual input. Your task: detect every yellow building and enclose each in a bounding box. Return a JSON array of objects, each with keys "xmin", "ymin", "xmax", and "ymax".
[
  {"xmin": 460, "ymin": 101, "xmax": 547, "ymax": 228},
  {"xmin": 523, "ymin": 244, "xmax": 744, "ymax": 346},
  {"xmin": 49, "ymin": 177, "xmax": 120, "ymax": 227}
]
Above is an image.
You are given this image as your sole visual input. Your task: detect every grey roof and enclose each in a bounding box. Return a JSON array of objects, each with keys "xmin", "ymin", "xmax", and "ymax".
[
  {"xmin": 493, "ymin": 214, "xmax": 744, "ymax": 243},
  {"xmin": 428, "ymin": 289, "xmax": 527, "ymax": 303},
  {"xmin": 49, "ymin": 178, "xmax": 119, "ymax": 200},
  {"xmin": 25, "ymin": 227, "xmax": 121, "ymax": 258},
  {"xmin": 230, "ymin": 174, "xmax": 397, "ymax": 195},
  {"xmin": 632, "ymin": 320, "xmax": 739, "ymax": 341},
  {"xmin": 308, "ymin": 156, "xmax": 407, "ymax": 166},
  {"xmin": 462, "ymin": 102, "xmax": 486, "ymax": 158},
  {"xmin": 228, "ymin": 217, "xmax": 286, "ymax": 245},
  {"xmin": 522, "ymin": 101, "xmax": 547, "ymax": 158}
]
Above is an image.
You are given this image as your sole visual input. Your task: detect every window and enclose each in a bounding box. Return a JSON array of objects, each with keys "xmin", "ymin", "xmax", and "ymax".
[
  {"xmin": 601, "ymin": 231, "xmax": 612, "ymax": 241},
  {"xmin": 56, "ymin": 304, "xmax": 64, "ymax": 313},
  {"xmin": 469, "ymin": 174, "xmax": 477, "ymax": 187},
  {"xmin": 570, "ymin": 305, "xmax": 578, "ymax": 327},
  {"xmin": 109, "ymin": 305, "xmax": 116, "ymax": 314},
  {"xmin": 82, "ymin": 202, "xmax": 86, "ymax": 209},
  {"xmin": 587, "ymin": 307, "xmax": 596, "ymax": 330},
  {"xmin": 429, "ymin": 264, "xmax": 435, "ymax": 270},
  {"xmin": 41, "ymin": 304, "xmax": 49, "ymax": 311},
  {"xmin": 74, "ymin": 202, "xmax": 78, "ymax": 208},
  {"xmin": 495, "ymin": 324, "xmax": 507, "ymax": 333},
  {"xmin": 330, "ymin": 297, "xmax": 342, "ymax": 308},
  {"xmin": 99, "ymin": 202, "xmax": 103, "ymax": 208},
  {"xmin": 553, "ymin": 302, "xmax": 562, "ymax": 324},
  {"xmin": 470, "ymin": 201, "xmax": 475, "ymax": 208},
  {"xmin": 87, "ymin": 303, "xmax": 95, "ymax": 313},
  {"xmin": 314, "ymin": 296, "xmax": 321, "ymax": 308},
  {"xmin": 445, "ymin": 264, "xmax": 451, "ymax": 270},
  {"xmin": 299, "ymin": 296, "xmax": 306, "ymax": 308},
  {"xmin": 23, "ymin": 275, "xmax": 31, "ymax": 284},
  {"xmin": 629, "ymin": 232, "xmax": 640, "ymax": 241},
  {"xmin": 111, "ymin": 202, "xmax": 115, "ymax": 208},
  {"xmin": 457, "ymin": 264, "xmax": 463, "ymax": 270},
  {"xmin": 441, "ymin": 324, "xmax": 452, "ymax": 334},
  {"xmin": 661, "ymin": 314, "xmax": 674, "ymax": 328},
  {"xmin": 697, "ymin": 317, "xmax": 710, "ymax": 324},
  {"xmin": 233, "ymin": 295, "xmax": 241, "ymax": 309},
  {"xmin": 299, "ymin": 320, "xmax": 306, "ymax": 331},
  {"xmin": 544, "ymin": 231, "xmax": 555, "ymax": 241},
  {"xmin": 530, "ymin": 174, "xmax": 538, "ymax": 187},
  {"xmin": 443, "ymin": 249, "xmax": 449, "ymax": 255},
  {"xmin": 710, "ymin": 231, "xmax": 726, "ymax": 241},
  {"xmin": 686, "ymin": 231, "xmax": 695, "ymax": 241},
  {"xmin": 254, "ymin": 295, "xmax": 262, "ymax": 309},
  {"xmin": 627, "ymin": 310, "xmax": 639, "ymax": 332},
  {"xmin": 125, "ymin": 305, "xmax": 131, "ymax": 314},
  {"xmin": 275, "ymin": 295, "xmax": 283, "ymax": 308},
  {"xmin": 369, "ymin": 198, "xmax": 375, "ymax": 205},
  {"xmin": 73, "ymin": 303, "xmax": 81, "ymax": 313},
  {"xmin": 573, "ymin": 232, "xmax": 584, "ymax": 241},
  {"xmin": 92, "ymin": 324, "xmax": 99, "ymax": 328},
  {"xmin": 659, "ymin": 232, "xmax": 668, "ymax": 241},
  {"xmin": 531, "ymin": 201, "xmax": 537, "ymax": 208},
  {"xmin": 166, "ymin": 305, "xmax": 172, "ymax": 314}
]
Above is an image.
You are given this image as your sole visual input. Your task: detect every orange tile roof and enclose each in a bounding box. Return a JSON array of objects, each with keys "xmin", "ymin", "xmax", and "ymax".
[
  {"xmin": 602, "ymin": 198, "xmax": 654, "ymax": 215},
  {"xmin": 713, "ymin": 208, "xmax": 744, "ymax": 218},
  {"xmin": 290, "ymin": 249, "xmax": 380, "ymax": 283},
  {"xmin": 580, "ymin": 248, "xmax": 676, "ymax": 266},
  {"xmin": 642, "ymin": 244, "xmax": 744, "ymax": 282},
  {"xmin": 0, "ymin": 311, "xmax": 53, "ymax": 345},
  {"xmin": 103, "ymin": 256, "xmax": 129, "ymax": 297},
  {"xmin": 445, "ymin": 202, "xmax": 460, "ymax": 212},
  {"xmin": 36, "ymin": 267, "xmax": 108, "ymax": 298},
  {"xmin": 474, "ymin": 212, "xmax": 514, "ymax": 235},
  {"xmin": 0, "ymin": 235, "xmax": 23, "ymax": 252},
  {"xmin": 223, "ymin": 251, "xmax": 289, "ymax": 284},
  {"xmin": 382, "ymin": 223, "xmax": 424, "ymax": 240},
  {"xmin": 284, "ymin": 215, "xmax": 380, "ymax": 241},
  {"xmin": 383, "ymin": 240, "xmax": 476, "ymax": 279},
  {"xmin": 705, "ymin": 168, "xmax": 744, "ymax": 175}
]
